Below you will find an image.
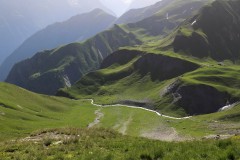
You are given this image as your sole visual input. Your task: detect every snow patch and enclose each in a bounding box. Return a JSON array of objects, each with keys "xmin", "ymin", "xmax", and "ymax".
[
  {"xmin": 63, "ymin": 75, "xmax": 71, "ymax": 88},
  {"xmin": 166, "ymin": 13, "xmax": 169, "ymax": 20},
  {"xmin": 219, "ymin": 102, "xmax": 239, "ymax": 111},
  {"xmin": 191, "ymin": 20, "xmax": 197, "ymax": 26},
  {"xmin": 98, "ymin": 49, "xmax": 104, "ymax": 60}
]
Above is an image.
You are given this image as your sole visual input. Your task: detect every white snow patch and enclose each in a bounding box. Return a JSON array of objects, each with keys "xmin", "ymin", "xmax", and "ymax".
[
  {"xmin": 191, "ymin": 20, "xmax": 197, "ymax": 26},
  {"xmin": 98, "ymin": 49, "xmax": 104, "ymax": 60},
  {"xmin": 166, "ymin": 13, "xmax": 169, "ymax": 19},
  {"xmin": 63, "ymin": 75, "xmax": 71, "ymax": 88},
  {"xmin": 219, "ymin": 102, "xmax": 239, "ymax": 111}
]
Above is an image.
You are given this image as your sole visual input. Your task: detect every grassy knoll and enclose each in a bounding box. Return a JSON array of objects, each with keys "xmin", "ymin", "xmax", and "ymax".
[{"xmin": 180, "ymin": 65, "xmax": 240, "ymax": 97}]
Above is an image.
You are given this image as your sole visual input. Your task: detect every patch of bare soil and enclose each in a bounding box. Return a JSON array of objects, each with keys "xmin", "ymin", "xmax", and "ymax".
[
  {"xmin": 207, "ymin": 121, "xmax": 240, "ymax": 138},
  {"xmin": 20, "ymin": 131, "xmax": 75, "ymax": 143},
  {"xmin": 118, "ymin": 116, "xmax": 132, "ymax": 135},
  {"xmin": 141, "ymin": 127, "xmax": 192, "ymax": 141},
  {"xmin": 88, "ymin": 109, "xmax": 104, "ymax": 128}
]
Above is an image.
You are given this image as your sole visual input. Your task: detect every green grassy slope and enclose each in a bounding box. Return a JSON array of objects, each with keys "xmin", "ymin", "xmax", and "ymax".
[
  {"xmin": 1, "ymin": 82, "xmax": 240, "ymax": 159},
  {"xmin": 1, "ymin": 128, "xmax": 240, "ymax": 160},
  {"xmin": 0, "ymin": 82, "xmax": 97, "ymax": 140}
]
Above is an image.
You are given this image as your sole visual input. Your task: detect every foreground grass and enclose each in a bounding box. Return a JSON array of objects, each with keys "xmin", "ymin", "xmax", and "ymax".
[{"xmin": 0, "ymin": 128, "xmax": 239, "ymax": 160}]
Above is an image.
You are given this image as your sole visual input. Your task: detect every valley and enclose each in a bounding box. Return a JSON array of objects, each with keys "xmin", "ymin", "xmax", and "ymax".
[
  {"xmin": 1, "ymin": 0, "xmax": 240, "ymax": 159},
  {"xmin": 1, "ymin": 82, "xmax": 240, "ymax": 141}
]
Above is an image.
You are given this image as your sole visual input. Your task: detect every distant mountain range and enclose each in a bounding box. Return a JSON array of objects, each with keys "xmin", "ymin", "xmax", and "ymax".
[
  {"xmin": 0, "ymin": 0, "xmax": 179, "ymax": 81},
  {"xmin": 0, "ymin": 9, "xmax": 116, "ymax": 81},
  {"xmin": 0, "ymin": 0, "xmax": 113, "ymax": 65}
]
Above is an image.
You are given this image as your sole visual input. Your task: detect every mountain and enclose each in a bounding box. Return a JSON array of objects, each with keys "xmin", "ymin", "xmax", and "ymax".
[
  {"xmin": 172, "ymin": 0, "xmax": 240, "ymax": 61},
  {"xmin": 59, "ymin": 0, "xmax": 240, "ymax": 117},
  {"xmin": 0, "ymin": 0, "xmax": 112, "ymax": 67},
  {"xmin": 6, "ymin": 25, "xmax": 141, "ymax": 95},
  {"xmin": 5, "ymin": 0, "xmax": 208, "ymax": 95},
  {"xmin": 0, "ymin": 9, "xmax": 116, "ymax": 81}
]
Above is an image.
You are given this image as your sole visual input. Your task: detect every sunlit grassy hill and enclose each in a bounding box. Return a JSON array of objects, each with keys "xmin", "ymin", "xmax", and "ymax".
[{"xmin": 0, "ymin": 82, "xmax": 98, "ymax": 140}]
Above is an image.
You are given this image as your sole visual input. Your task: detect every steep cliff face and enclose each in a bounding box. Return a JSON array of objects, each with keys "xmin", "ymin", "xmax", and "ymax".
[
  {"xmin": 133, "ymin": 54, "xmax": 199, "ymax": 81},
  {"xmin": 6, "ymin": 26, "xmax": 141, "ymax": 95},
  {"xmin": 166, "ymin": 83, "xmax": 237, "ymax": 115},
  {"xmin": 173, "ymin": 0, "xmax": 240, "ymax": 61}
]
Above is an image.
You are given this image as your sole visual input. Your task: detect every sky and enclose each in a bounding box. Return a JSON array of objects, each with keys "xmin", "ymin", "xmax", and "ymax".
[
  {"xmin": 100, "ymin": 0, "xmax": 132, "ymax": 16},
  {"xmin": 100, "ymin": 0, "xmax": 161, "ymax": 16}
]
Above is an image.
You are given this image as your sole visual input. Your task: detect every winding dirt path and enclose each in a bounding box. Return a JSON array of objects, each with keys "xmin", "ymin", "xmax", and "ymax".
[
  {"xmin": 86, "ymin": 99, "xmax": 191, "ymax": 120},
  {"xmin": 119, "ymin": 116, "xmax": 132, "ymax": 135},
  {"xmin": 87, "ymin": 108, "xmax": 104, "ymax": 128}
]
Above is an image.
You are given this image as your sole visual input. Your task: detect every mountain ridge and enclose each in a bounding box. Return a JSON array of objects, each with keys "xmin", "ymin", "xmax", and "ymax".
[
  {"xmin": 0, "ymin": 0, "xmax": 113, "ymax": 66},
  {"xmin": 0, "ymin": 9, "xmax": 116, "ymax": 81}
]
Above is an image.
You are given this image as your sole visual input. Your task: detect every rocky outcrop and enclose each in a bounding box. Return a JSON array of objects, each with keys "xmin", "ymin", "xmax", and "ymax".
[{"xmin": 168, "ymin": 83, "xmax": 238, "ymax": 115}]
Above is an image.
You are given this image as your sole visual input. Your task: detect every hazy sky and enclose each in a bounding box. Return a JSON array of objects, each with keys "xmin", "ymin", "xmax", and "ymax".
[
  {"xmin": 100, "ymin": 0, "xmax": 161, "ymax": 16},
  {"xmin": 100, "ymin": 0, "xmax": 132, "ymax": 16}
]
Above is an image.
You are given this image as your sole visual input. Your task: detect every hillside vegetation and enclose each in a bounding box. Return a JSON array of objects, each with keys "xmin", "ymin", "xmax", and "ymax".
[
  {"xmin": 1, "ymin": 82, "xmax": 240, "ymax": 160},
  {"xmin": 0, "ymin": 82, "xmax": 97, "ymax": 140},
  {"xmin": 1, "ymin": 128, "xmax": 240, "ymax": 160}
]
